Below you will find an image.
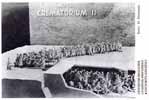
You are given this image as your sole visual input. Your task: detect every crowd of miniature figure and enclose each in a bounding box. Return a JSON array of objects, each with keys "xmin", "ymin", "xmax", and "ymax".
[
  {"xmin": 14, "ymin": 41, "xmax": 122, "ymax": 69},
  {"xmin": 63, "ymin": 66, "xmax": 135, "ymax": 95}
]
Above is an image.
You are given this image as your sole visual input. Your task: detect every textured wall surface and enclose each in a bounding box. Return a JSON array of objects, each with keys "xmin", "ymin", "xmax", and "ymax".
[{"xmin": 29, "ymin": 3, "xmax": 135, "ymax": 46}]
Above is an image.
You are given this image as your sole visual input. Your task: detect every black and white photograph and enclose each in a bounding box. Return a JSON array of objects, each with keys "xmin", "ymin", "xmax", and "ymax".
[{"xmin": 2, "ymin": 2, "xmax": 135, "ymax": 98}]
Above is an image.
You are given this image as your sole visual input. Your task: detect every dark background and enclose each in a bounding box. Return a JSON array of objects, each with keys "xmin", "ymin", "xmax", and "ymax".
[{"xmin": 2, "ymin": 3, "xmax": 30, "ymax": 53}]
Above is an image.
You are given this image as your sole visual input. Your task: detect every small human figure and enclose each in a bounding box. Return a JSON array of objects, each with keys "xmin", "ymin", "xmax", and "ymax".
[{"xmin": 7, "ymin": 57, "xmax": 11, "ymax": 70}]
